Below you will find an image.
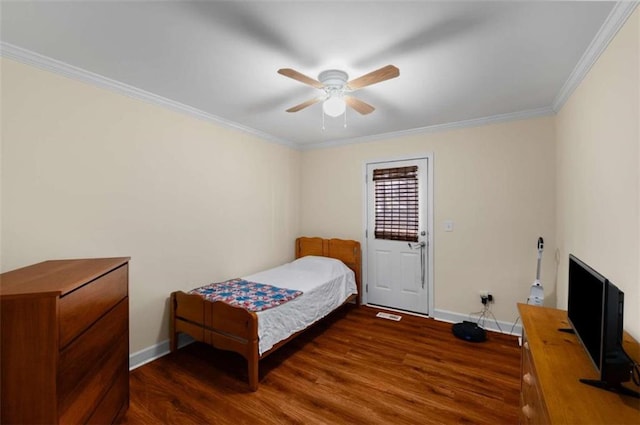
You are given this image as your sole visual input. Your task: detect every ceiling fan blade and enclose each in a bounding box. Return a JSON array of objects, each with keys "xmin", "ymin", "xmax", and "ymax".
[
  {"xmin": 347, "ymin": 65, "xmax": 400, "ymax": 90},
  {"xmin": 286, "ymin": 97, "xmax": 323, "ymax": 113},
  {"xmin": 278, "ymin": 68, "xmax": 324, "ymax": 89},
  {"xmin": 345, "ymin": 96, "xmax": 375, "ymax": 115}
]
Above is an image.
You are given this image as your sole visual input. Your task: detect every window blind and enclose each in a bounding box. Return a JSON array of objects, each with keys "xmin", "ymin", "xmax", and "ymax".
[{"xmin": 373, "ymin": 166, "xmax": 419, "ymax": 242}]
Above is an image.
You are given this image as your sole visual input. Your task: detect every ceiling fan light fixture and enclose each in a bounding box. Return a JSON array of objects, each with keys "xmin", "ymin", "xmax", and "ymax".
[{"xmin": 323, "ymin": 96, "xmax": 346, "ymax": 117}]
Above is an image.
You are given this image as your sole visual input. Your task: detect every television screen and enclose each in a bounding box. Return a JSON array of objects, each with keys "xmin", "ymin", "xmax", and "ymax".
[{"xmin": 568, "ymin": 254, "xmax": 606, "ymax": 370}]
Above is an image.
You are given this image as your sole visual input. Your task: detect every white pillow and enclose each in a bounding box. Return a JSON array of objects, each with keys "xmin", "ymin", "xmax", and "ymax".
[{"xmin": 288, "ymin": 255, "xmax": 354, "ymax": 284}]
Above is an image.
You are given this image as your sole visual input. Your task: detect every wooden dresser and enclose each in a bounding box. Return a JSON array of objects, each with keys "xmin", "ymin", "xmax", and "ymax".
[
  {"xmin": 1, "ymin": 257, "xmax": 130, "ymax": 424},
  {"xmin": 518, "ymin": 303, "xmax": 640, "ymax": 424}
]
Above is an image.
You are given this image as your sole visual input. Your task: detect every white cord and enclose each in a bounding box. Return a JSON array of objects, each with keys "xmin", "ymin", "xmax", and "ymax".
[
  {"xmin": 468, "ymin": 303, "xmax": 503, "ymax": 333},
  {"xmin": 509, "ymin": 316, "xmax": 521, "ymax": 335}
]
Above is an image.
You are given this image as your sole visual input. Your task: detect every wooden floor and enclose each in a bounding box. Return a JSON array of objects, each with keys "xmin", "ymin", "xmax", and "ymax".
[{"xmin": 121, "ymin": 305, "xmax": 521, "ymax": 425}]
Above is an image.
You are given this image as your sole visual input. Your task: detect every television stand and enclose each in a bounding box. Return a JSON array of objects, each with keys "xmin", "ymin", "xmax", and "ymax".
[
  {"xmin": 518, "ymin": 304, "xmax": 640, "ymax": 424},
  {"xmin": 580, "ymin": 379, "xmax": 640, "ymax": 399}
]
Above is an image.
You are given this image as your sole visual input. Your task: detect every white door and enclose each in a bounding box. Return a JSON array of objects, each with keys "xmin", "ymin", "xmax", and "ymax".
[{"xmin": 366, "ymin": 158, "xmax": 429, "ymax": 314}]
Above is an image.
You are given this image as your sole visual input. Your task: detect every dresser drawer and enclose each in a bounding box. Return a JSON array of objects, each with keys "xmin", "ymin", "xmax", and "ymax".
[
  {"xmin": 87, "ymin": 367, "xmax": 129, "ymax": 424},
  {"xmin": 59, "ymin": 264, "xmax": 128, "ymax": 348},
  {"xmin": 58, "ymin": 329, "xmax": 128, "ymax": 424},
  {"xmin": 58, "ymin": 297, "xmax": 128, "ymax": 401},
  {"xmin": 520, "ymin": 335, "xmax": 550, "ymax": 425}
]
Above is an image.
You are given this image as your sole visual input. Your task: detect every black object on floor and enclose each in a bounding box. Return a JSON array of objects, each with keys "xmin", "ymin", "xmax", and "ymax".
[{"xmin": 452, "ymin": 321, "xmax": 487, "ymax": 342}]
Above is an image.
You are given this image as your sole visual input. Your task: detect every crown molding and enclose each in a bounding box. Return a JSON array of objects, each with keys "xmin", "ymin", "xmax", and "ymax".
[
  {"xmin": 552, "ymin": 1, "xmax": 638, "ymax": 112},
  {"xmin": 308, "ymin": 1, "xmax": 637, "ymax": 151},
  {"xmin": 300, "ymin": 106, "xmax": 555, "ymax": 151},
  {"xmin": 0, "ymin": 45, "xmax": 557, "ymax": 151},
  {"xmin": 2, "ymin": 1, "xmax": 634, "ymax": 153},
  {"xmin": 0, "ymin": 42, "xmax": 298, "ymax": 150}
]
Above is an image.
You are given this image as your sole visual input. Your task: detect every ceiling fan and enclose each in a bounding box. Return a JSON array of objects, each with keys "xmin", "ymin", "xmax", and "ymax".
[{"xmin": 277, "ymin": 65, "xmax": 399, "ymax": 117}]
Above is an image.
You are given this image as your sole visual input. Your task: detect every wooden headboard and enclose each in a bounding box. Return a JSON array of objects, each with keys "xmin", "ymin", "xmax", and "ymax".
[{"xmin": 295, "ymin": 237, "xmax": 362, "ymax": 305}]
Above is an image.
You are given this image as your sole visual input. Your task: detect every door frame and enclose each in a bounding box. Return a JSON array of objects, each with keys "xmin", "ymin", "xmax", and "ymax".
[{"xmin": 361, "ymin": 153, "xmax": 435, "ymax": 316}]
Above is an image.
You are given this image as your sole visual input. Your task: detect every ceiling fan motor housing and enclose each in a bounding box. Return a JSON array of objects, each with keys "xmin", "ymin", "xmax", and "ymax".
[{"xmin": 318, "ymin": 70, "xmax": 349, "ymax": 92}]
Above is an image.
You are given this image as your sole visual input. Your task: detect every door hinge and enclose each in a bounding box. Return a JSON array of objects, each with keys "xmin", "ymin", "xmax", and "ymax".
[
  {"xmin": 365, "ymin": 229, "xmax": 368, "ymax": 238},
  {"xmin": 366, "ymin": 284, "xmax": 368, "ymax": 292}
]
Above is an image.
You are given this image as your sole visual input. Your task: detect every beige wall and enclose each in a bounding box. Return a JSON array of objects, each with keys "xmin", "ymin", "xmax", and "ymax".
[
  {"xmin": 0, "ymin": 63, "xmax": 3, "ymax": 270},
  {"xmin": 0, "ymin": 58, "xmax": 301, "ymax": 353},
  {"xmin": 556, "ymin": 9, "xmax": 639, "ymax": 340},
  {"xmin": 300, "ymin": 117, "xmax": 557, "ymax": 324}
]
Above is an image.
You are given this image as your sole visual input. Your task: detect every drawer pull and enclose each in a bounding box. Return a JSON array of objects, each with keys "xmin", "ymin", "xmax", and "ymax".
[
  {"xmin": 523, "ymin": 372, "xmax": 533, "ymax": 386},
  {"xmin": 522, "ymin": 404, "xmax": 534, "ymax": 419}
]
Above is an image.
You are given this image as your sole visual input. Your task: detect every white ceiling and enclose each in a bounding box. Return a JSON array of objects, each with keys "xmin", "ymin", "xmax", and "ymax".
[{"xmin": 0, "ymin": 1, "xmax": 624, "ymax": 148}]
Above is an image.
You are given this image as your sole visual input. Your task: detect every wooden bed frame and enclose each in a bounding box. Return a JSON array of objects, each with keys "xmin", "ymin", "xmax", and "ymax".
[{"xmin": 169, "ymin": 237, "xmax": 361, "ymax": 391}]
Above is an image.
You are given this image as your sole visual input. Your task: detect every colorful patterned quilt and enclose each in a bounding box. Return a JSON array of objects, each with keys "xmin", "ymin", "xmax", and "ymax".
[{"xmin": 189, "ymin": 278, "xmax": 303, "ymax": 312}]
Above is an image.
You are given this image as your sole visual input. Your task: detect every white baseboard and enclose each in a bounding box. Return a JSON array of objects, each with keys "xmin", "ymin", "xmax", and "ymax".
[
  {"xmin": 129, "ymin": 333, "xmax": 194, "ymax": 370},
  {"xmin": 433, "ymin": 309, "xmax": 522, "ymax": 337}
]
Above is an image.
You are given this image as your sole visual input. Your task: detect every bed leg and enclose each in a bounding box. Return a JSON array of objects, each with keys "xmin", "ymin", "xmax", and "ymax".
[
  {"xmin": 248, "ymin": 361, "xmax": 259, "ymax": 392},
  {"xmin": 169, "ymin": 292, "xmax": 177, "ymax": 352},
  {"xmin": 248, "ymin": 339, "xmax": 259, "ymax": 391}
]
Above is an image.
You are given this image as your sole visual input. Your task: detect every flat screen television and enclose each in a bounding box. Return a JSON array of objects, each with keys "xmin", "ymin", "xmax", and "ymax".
[{"xmin": 567, "ymin": 254, "xmax": 638, "ymax": 398}]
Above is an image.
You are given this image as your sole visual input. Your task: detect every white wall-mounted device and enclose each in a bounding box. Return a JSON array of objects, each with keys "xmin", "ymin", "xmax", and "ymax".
[{"xmin": 528, "ymin": 237, "xmax": 544, "ymax": 306}]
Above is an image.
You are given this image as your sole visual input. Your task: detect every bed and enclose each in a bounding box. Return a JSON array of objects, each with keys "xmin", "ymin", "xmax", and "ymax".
[{"xmin": 169, "ymin": 237, "xmax": 361, "ymax": 391}]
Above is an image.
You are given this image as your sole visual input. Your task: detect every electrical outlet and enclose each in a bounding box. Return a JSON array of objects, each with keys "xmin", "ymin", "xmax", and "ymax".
[{"xmin": 479, "ymin": 291, "xmax": 493, "ymax": 305}]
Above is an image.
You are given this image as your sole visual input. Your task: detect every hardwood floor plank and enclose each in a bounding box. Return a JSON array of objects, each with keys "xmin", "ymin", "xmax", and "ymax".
[{"xmin": 121, "ymin": 305, "xmax": 520, "ymax": 424}]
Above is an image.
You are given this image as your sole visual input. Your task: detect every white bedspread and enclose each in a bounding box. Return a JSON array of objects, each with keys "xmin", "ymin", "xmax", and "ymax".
[{"xmin": 243, "ymin": 255, "xmax": 357, "ymax": 355}]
